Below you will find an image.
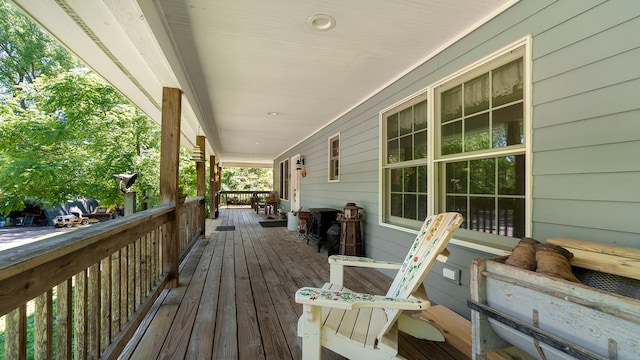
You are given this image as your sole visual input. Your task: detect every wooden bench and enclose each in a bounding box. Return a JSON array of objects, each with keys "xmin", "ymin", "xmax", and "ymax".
[{"xmin": 469, "ymin": 238, "xmax": 640, "ymax": 360}]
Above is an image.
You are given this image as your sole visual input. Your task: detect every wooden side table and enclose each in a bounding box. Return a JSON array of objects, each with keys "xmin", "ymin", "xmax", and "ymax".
[{"xmin": 339, "ymin": 218, "xmax": 363, "ymax": 256}]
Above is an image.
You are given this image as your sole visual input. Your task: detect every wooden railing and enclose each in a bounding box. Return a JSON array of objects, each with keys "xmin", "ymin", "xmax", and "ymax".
[
  {"xmin": 218, "ymin": 190, "xmax": 272, "ymax": 207},
  {"xmin": 0, "ymin": 197, "xmax": 204, "ymax": 359}
]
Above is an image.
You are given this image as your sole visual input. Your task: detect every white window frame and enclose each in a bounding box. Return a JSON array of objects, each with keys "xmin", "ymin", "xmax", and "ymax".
[
  {"xmin": 379, "ymin": 93, "xmax": 429, "ymax": 229},
  {"xmin": 328, "ymin": 132, "xmax": 340, "ymax": 182},
  {"xmin": 279, "ymin": 159, "xmax": 289, "ymax": 200},
  {"xmin": 379, "ymin": 37, "xmax": 532, "ymax": 248}
]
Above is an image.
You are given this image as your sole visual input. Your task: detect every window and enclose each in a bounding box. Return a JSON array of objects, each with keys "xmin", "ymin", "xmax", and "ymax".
[
  {"xmin": 328, "ymin": 133, "xmax": 340, "ymax": 181},
  {"xmin": 382, "ymin": 95, "xmax": 428, "ymax": 228},
  {"xmin": 279, "ymin": 159, "xmax": 289, "ymax": 200},
  {"xmin": 381, "ymin": 41, "xmax": 528, "ymax": 242},
  {"xmin": 436, "ymin": 47, "xmax": 526, "ymax": 239}
]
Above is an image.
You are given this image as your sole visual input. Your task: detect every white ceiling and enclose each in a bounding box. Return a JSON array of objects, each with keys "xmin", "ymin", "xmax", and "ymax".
[{"xmin": 11, "ymin": 0, "xmax": 516, "ymax": 167}]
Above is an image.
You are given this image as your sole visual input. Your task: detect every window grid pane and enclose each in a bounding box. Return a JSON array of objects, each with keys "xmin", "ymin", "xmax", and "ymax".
[
  {"xmin": 385, "ymin": 99, "xmax": 428, "ymax": 165},
  {"xmin": 387, "ymin": 166, "xmax": 427, "ymax": 222},
  {"xmin": 444, "ymin": 156, "xmax": 524, "ymax": 237},
  {"xmin": 440, "ymin": 58, "xmax": 523, "ymax": 157}
]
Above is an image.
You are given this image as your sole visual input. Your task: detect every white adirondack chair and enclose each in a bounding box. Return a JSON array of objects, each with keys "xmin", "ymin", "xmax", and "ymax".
[{"xmin": 295, "ymin": 212, "xmax": 463, "ymax": 360}]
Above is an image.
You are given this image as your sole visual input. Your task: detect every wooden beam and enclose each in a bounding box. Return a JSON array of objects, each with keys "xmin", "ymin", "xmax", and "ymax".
[{"xmin": 160, "ymin": 87, "xmax": 181, "ymax": 287}]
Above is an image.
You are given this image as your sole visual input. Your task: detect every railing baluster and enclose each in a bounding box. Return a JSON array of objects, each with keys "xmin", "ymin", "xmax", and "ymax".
[
  {"xmin": 151, "ymin": 230, "xmax": 157, "ymax": 288},
  {"xmin": 56, "ymin": 279, "xmax": 73, "ymax": 360},
  {"xmin": 111, "ymin": 251, "xmax": 121, "ymax": 339},
  {"xmin": 74, "ymin": 269, "xmax": 88, "ymax": 359},
  {"xmin": 34, "ymin": 290, "xmax": 53, "ymax": 360},
  {"xmin": 121, "ymin": 245, "xmax": 129, "ymax": 326},
  {"xmin": 89, "ymin": 263, "xmax": 101, "ymax": 358},
  {"xmin": 5, "ymin": 304, "xmax": 27, "ymax": 359},
  {"xmin": 134, "ymin": 238, "xmax": 141, "ymax": 310},
  {"xmin": 127, "ymin": 242, "xmax": 135, "ymax": 317},
  {"xmin": 101, "ymin": 256, "xmax": 111, "ymax": 353}
]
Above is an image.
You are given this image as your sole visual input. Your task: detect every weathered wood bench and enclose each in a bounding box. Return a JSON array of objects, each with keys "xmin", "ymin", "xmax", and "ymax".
[
  {"xmin": 470, "ymin": 238, "xmax": 640, "ymax": 360},
  {"xmin": 546, "ymin": 238, "xmax": 640, "ymax": 281}
]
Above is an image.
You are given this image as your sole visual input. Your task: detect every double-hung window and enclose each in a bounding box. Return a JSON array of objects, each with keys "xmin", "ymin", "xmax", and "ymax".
[
  {"xmin": 279, "ymin": 159, "xmax": 289, "ymax": 200},
  {"xmin": 382, "ymin": 94, "xmax": 429, "ymax": 229},
  {"xmin": 329, "ymin": 133, "xmax": 340, "ymax": 181},
  {"xmin": 382, "ymin": 42, "xmax": 528, "ymax": 242},
  {"xmin": 436, "ymin": 47, "xmax": 526, "ymax": 239}
]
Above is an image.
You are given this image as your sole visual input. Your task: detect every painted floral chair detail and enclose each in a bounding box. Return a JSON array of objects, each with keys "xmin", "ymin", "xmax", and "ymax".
[{"xmin": 295, "ymin": 212, "xmax": 463, "ymax": 360}]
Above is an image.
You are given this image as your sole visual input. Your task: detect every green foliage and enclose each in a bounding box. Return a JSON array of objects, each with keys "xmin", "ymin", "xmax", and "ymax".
[
  {"xmin": 0, "ymin": 0, "xmax": 76, "ymax": 95},
  {"xmin": 179, "ymin": 147, "xmax": 197, "ymax": 197},
  {"xmin": 0, "ymin": 70, "xmax": 164, "ymax": 213},
  {"xmin": 221, "ymin": 167, "xmax": 272, "ymax": 191},
  {"xmin": 0, "ymin": 2, "xmax": 209, "ymax": 214}
]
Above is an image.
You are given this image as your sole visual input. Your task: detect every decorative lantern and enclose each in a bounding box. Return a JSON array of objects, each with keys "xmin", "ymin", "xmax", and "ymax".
[
  {"xmin": 342, "ymin": 202, "xmax": 362, "ymax": 220},
  {"xmin": 191, "ymin": 145, "xmax": 205, "ymax": 162}
]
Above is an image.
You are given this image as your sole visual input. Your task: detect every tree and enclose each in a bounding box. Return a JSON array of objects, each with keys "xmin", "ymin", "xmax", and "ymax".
[
  {"xmin": 0, "ymin": 1, "xmax": 202, "ymax": 214},
  {"xmin": 0, "ymin": 0, "xmax": 75, "ymax": 97},
  {"xmin": 0, "ymin": 70, "xmax": 163, "ymax": 213},
  {"xmin": 220, "ymin": 167, "xmax": 272, "ymax": 191}
]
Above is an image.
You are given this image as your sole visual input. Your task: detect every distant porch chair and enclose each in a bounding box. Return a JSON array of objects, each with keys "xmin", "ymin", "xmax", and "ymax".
[
  {"xmin": 265, "ymin": 191, "xmax": 278, "ymax": 214},
  {"xmin": 254, "ymin": 191, "xmax": 278, "ymax": 214},
  {"xmin": 253, "ymin": 192, "xmax": 266, "ymax": 213}
]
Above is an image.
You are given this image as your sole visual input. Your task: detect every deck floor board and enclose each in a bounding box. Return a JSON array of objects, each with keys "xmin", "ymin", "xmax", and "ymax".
[{"xmin": 122, "ymin": 208, "xmax": 472, "ymax": 360}]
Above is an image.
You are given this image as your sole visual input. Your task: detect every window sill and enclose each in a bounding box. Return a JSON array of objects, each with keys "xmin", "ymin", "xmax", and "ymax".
[
  {"xmin": 379, "ymin": 221, "xmax": 514, "ymax": 256},
  {"xmin": 449, "ymin": 237, "xmax": 511, "ymax": 256}
]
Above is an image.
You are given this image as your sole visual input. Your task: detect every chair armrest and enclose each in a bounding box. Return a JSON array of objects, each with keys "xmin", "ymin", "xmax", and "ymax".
[
  {"xmin": 328, "ymin": 255, "xmax": 401, "ymax": 286},
  {"xmin": 295, "ymin": 287, "xmax": 429, "ymax": 311},
  {"xmin": 329, "ymin": 255, "xmax": 402, "ymax": 269}
]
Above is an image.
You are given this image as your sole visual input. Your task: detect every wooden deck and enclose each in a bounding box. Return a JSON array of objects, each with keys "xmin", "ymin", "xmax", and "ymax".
[{"xmin": 118, "ymin": 208, "xmax": 473, "ymax": 360}]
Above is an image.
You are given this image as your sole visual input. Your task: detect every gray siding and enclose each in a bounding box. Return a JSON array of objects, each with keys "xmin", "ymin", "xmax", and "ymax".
[{"xmin": 276, "ymin": 0, "xmax": 640, "ymax": 317}]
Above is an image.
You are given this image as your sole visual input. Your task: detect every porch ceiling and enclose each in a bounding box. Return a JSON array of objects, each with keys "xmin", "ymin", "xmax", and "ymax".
[{"xmin": 10, "ymin": 0, "xmax": 515, "ymax": 167}]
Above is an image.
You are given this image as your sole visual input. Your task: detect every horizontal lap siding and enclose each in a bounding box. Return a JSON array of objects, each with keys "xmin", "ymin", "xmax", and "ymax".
[
  {"xmin": 275, "ymin": 0, "xmax": 640, "ymax": 317},
  {"xmin": 531, "ymin": 1, "xmax": 640, "ymax": 248}
]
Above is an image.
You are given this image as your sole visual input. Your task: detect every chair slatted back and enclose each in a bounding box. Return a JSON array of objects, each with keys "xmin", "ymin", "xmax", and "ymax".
[{"xmin": 379, "ymin": 212, "xmax": 463, "ymax": 339}]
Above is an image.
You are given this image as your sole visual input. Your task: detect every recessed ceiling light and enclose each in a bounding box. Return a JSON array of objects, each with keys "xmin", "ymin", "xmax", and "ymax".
[
  {"xmin": 307, "ymin": 14, "xmax": 336, "ymax": 31},
  {"xmin": 267, "ymin": 112, "xmax": 279, "ymax": 116}
]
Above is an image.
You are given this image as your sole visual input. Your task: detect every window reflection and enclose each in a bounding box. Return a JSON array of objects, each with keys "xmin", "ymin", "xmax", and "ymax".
[
  {"xmin": 388, "ymin": 166, "xmax": 427, "ymax": 222},
  {"xmin": 445, "ymin": 156, "xmax": 524, "ymax": 237},
  {"xmin": 464, "ymin": 113, "xmax": 490, "ymax": 152}
]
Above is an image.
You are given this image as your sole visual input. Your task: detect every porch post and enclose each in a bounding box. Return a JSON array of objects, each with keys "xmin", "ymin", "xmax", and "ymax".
[
  {"xmin": 209, "ymin": 155, "xmax": 217, "ymax": 218},
  {"xmin": 160, "ymin": 87, "xmax": 181, "ymax": 287},
  {"xmin": 196, "ymin": 135, "xmax": 206, "ymax": 235},
  {"xmin": 215, "ymin": 164, "xmax": 221, "ymax": 216}
]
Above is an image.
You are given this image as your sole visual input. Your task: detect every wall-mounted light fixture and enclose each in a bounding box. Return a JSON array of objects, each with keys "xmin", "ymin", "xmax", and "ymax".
[{"xmin": 296, "ymin": 156, "xmax": 306, "ymax": 177}]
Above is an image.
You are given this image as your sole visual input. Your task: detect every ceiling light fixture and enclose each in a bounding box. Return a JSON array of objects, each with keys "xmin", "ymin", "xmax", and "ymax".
[
  {"xmin": 307, "ymin": 14, "xmax": 336, "ymax": 31},
  {"xmin": 267, "ymin": 112, "xmax": 279, "ymax": 116}
]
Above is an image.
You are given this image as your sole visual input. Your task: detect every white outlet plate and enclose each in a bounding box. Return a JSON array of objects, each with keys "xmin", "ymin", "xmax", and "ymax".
[{"xmin": 442, "ymin": 267, "xmax": 461, "ymax": 284}]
